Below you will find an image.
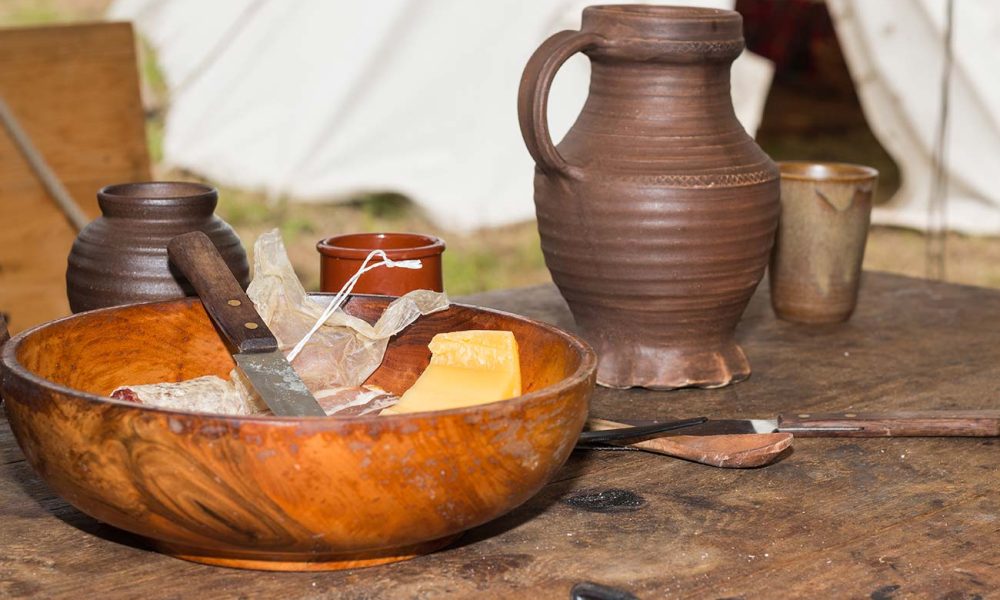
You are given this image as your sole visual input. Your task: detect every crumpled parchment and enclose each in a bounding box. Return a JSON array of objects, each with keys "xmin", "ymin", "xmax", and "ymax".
[{"xmin": 111, "ymin": 230, "xmax": 449, "ymax": 416}]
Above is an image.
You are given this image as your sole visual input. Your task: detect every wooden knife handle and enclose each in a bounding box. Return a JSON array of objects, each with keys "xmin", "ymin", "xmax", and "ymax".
[
  {"xmin": 167, "ymin": 231, "xmax": 278, "ymax": 354},
  {"xmin": 778, "ymin": 411, "xmax": 1000, "ymax": 437}
]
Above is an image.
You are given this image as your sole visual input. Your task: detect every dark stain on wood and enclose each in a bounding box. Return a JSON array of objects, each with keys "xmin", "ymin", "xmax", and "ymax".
[
  {"xmin": 570, "ymin": 580, "xmax": 640, "ymax": 600},
  {"xmin": 938, "ymin": 593, "xmax": 984, "ymax": 600},
  {"xmin": 563, "ymin": 489, "xmax": 646, "ymax": 513},
  {"xmin": 870, "ymin": 584, "xmax": 901, "ymax": 600},
  {"xmin": 670, "ymin": 493, "xmax": 733, "ymax": 514},
  {"xmin": 457, "ymin": 553, "xmax": 534, "ymax": 581}
]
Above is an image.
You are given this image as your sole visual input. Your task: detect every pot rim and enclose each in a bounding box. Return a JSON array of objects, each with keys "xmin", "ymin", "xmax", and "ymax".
[
  {"xmin": 99, "ymin": 181, "xmax": 217, "ymax": 201},
  {"xmin": 0, "ymin": 296, "xmax": 596, "ymax": 426},
  {"xmin": 96, "ymin": 181, "xmax": 219, "ymax": 217},
  {"xmin": 585, "ymin": 4, "xmax": 736, "ymax": 20},
  {"xmin": 777, "ymin": 161, "xmax": 879, "ymax": 183},
  {"xmin": 316, "ymin": 233, "xmax": 446, "ymax": 261}
]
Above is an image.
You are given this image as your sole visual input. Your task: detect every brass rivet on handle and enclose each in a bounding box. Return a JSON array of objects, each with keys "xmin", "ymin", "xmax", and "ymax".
[
  {"xmin": 844, "ymin": 413, "xmax": 857, "ymax": 418},
  {"xmin": 244, "ymin": 322, "xmax": 258, "ymax": 330},
  {"xmin": 228, "ymin": 299, "xmax": 242, "ymax": 307},
  {"xmin": 798, "ymin": 413, "xmax": 810, "ymax": 418}
]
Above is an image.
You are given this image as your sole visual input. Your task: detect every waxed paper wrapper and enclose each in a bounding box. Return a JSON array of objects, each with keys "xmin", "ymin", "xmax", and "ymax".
[{"xmin": 112, "ymin": 230, "xmax": 449, "ymax": 416}]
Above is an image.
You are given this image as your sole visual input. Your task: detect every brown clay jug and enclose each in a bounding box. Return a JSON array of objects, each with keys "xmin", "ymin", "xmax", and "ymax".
[
  {"xmin": 518, "ymin": 5, "xmax": 779, "ymax": 389},
  {"xmin": 66, "ymin": 182, "xmax": 249, "ymax": 313}
]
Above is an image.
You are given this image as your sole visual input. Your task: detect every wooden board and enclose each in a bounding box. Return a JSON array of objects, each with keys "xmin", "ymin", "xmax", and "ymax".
[
  {"xmin": 1, "ymin": 272, "xmax": 998, "ymax": 597},
  {"xmin": 0, "ymin": 22, "xmax": 150, "ymax": 333}
]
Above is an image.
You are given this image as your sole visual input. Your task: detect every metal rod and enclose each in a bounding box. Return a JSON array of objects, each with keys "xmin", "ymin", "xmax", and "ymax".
[{"xmin": 0, "ymin": 95, "xmax": 90, "ymax": 232}]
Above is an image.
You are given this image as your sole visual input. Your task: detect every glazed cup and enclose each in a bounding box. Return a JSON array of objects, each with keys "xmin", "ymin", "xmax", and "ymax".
[
  {"xmin": 770, "ymin": 162, "xmax": 878, "ymax": 324},
  {"xmin": 316, "ymin": 233, "xmax": 445, "ymax": 296}
]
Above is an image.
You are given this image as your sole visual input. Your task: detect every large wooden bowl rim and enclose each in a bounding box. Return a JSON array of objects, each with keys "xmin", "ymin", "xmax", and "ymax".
[{"xmin": 1, "ymin": 294, "xmax": 597, "ymax": 424}]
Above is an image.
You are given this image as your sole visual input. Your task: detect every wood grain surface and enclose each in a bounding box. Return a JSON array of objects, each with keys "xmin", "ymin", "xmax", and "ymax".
[
  {"xmin": 0, "ymin": 23, "xmax": 150, "ymax": 333},
  {"xmin": 2, "ymin": 272, "xmax": 999, "ymax": 597}
]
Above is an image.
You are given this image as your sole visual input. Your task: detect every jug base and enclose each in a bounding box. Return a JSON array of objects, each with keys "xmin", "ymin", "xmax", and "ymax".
[{"xmin": 594, "ymin": 339, "xmax": 751, "ymax": 390}]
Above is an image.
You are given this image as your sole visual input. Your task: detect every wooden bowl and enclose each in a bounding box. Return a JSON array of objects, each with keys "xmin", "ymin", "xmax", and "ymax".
[{"xmin": 1, "ymin": 296, "xmax": 595, "ymax": 571}]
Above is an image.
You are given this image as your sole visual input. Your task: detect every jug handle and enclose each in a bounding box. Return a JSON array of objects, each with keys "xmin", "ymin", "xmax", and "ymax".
[{"xmin": 518, "ymin": 30, "xmax": 604, "ymax": 179}]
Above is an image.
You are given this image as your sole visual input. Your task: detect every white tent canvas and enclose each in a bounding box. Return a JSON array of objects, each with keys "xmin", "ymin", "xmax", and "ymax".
[
  {"xmin": 111, "ymin": 0, "xmax": 774, "ymax": 231},
  {"xmin": 828, "ymin": 0, "xmax": 1000, "ymax": 235}
]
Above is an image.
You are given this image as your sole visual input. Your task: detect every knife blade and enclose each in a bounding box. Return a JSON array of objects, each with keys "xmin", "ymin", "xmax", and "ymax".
[
  {"xmin": 577, "ymin": 416, "xmax": 707, "ymax": 444},
  {"xmin": 616, "ymin": 411, "xmax": 1000, "ymax": 437},
  {"xmin": 167, "ymin": 232, "xmax": 326, "ymax": 417}
]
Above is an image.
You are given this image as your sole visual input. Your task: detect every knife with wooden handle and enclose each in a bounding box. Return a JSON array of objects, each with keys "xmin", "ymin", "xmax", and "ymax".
[
  {"xmin": 774, "ymin": 411, "xmax": 1000, "ymax": 437},
  {"xmin": 617, "ymin": 411, "xmax": 1000, "ymax": 437},
  {"xmin": 167, "ymin": 231, "xmax": 326, "ymax": 417}
]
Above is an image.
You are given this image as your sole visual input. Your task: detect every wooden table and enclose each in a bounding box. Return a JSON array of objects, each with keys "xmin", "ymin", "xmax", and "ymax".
[{"xmin": 2, "ymin": 272, "xmax": 998, "ymax": 598}]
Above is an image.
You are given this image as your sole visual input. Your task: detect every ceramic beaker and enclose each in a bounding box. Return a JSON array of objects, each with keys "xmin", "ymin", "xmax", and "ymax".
[{"xmin": 770, "ymin": 162, "xmax": 878, "ymax": 324}]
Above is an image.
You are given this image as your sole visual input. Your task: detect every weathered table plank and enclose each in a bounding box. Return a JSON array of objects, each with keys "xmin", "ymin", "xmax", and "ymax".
[{"xmin": 2, "ymin": 272, "xmax": 998, "ymax": 598}]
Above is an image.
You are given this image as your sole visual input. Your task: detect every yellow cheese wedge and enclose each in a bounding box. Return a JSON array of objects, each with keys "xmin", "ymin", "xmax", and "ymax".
[{"xmin": 382, "ymin": 330, "xmax": 521, "ymax": 414}]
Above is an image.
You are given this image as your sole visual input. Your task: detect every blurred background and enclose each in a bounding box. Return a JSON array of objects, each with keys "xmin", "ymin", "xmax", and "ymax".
[{"xmin": 2, "ymin": 0, "xmax": 999, "ymax": 325}]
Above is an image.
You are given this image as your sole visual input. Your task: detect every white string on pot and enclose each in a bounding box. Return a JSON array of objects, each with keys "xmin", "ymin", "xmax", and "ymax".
[{"xmin": 286, "ymin": 249, "xmax": 422, "ymax": 362}]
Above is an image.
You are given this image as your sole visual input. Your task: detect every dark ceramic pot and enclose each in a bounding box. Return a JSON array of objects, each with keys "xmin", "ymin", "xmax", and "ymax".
[
  {"xmin": 518, "ymin": 5, "xmax": 780, "ymax": 389},
  {"xmin": 66, "ymin": 182, "xmax": 249, "ymax": 313}
]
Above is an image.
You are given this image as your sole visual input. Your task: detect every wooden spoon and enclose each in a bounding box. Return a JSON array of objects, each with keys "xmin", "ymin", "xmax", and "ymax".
[{"xmin": 586, "ymin": 418, "xmax": 793, "ymax": 468}]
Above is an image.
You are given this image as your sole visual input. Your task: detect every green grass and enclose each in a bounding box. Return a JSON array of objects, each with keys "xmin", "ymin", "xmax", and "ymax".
[
  {"xmin": 217, "ymin": 189, "xmax": 282, "ymax": 227},
  {"xmin": 2, "ymin": 1, "xmax": 64, "ymax": 25},
  {"xmin": 279, "ymin": 215, "xmax": 317, "ymax": 243},
  {"xmin": 349, "ymin": 192, "xmax": 413, "ymax": 221},
  {"xmin": 442, "ymin": 249, "xmax": 502, "ymax": 296},
  {"xmin": 139, "ymin": 36, "xmax": 167, "ymax": 97},
  {"xmin": 144, "ymin": 119, "xmax": 164, "ymax": 165},
  {"xmin": 138, "ymin": 36, "xmax": 168, "ymax": 164},
  {"xmin": 0, "ymin": 0, "xmax": 111, "ymax": 27}
]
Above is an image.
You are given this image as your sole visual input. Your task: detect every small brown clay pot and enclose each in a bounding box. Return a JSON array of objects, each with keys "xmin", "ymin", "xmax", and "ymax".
[
  {"xmin": 317, "ymin": 233, "xmax": 445, "ymax": 296},
  {"xmin": 66, "ymin": 182, "xmax": 249, "ymax": 313}
]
